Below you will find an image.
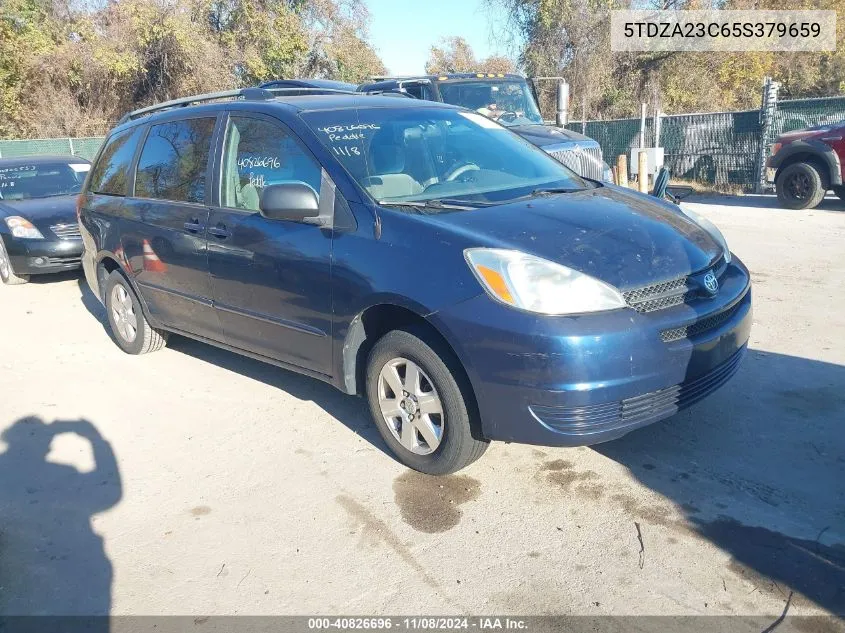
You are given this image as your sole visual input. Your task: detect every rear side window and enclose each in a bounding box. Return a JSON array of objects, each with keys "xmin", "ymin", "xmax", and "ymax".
[
  {"xmin": 135, "ymin": 117, "xmax": 216, "ymax": 203},
  {"xmin": 89, "ymin": 126, "xmax": 144, "ymax": 196}
]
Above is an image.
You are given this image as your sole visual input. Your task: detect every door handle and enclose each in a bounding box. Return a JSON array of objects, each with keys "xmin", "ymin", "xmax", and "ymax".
[
  {"xmin": 209, "ymin": 225, "xmax": 230, "ymax": 239},
  {"xmin": 183, "ymin": 219, "xmax": 203, "ymax": 233}
]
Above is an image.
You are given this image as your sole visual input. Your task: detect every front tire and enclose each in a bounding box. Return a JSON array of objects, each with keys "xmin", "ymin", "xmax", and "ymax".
[
  {"xmin": 366, "ymin": 327, "xmax": 489, "ymax": 475},
  {"xmin": 103, "ymin": 270, "xmax": 167, "ymax": 354},
  {"xmin": 776, "ymin": 162, "xmax": 826, "ymax": 210},
  {"xmin": 0, "ymin": 239, "xmax": 29, "ymax": 285}
]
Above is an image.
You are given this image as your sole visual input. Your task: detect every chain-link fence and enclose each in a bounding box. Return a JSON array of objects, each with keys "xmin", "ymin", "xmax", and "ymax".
[
  {"xmin": 567, "ymin": 95, "xmax": 845, "ymax": 190},
  {"xmin": 0, "ymin": 137, "xmax": 104, "ymax": 161}
]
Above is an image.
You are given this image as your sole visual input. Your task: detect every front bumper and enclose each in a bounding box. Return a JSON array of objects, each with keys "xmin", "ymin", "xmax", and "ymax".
[
  {"xmin": 429, "ymin": 257, "xmax": 752, "ymax": 446},
  {"xmin": 1, "ymin": 234, "xmax": 83, "ymax": 274}
]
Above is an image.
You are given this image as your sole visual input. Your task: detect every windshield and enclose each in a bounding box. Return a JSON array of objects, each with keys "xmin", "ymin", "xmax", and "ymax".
[
  {"xmin": 436, "ymin": 80, "xmax": 543, "ymax": 127},
  {"xmin": 301, "ymin": 107, "xmax": 589, "ymax": 208},
  {"xmin": 0, "ymin": 161, "xmax": 90, "ymax": 200}
]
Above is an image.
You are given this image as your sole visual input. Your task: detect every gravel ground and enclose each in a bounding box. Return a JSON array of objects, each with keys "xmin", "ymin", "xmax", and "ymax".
[{"xmin": 0, "ymin": 193, "xmax": 843, "ymax": 619}]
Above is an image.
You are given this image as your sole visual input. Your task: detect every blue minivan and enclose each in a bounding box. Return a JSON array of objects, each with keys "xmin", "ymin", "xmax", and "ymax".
[{"xmin": 78, "ymin": 88, "xmax": 752, "ymax": 474}]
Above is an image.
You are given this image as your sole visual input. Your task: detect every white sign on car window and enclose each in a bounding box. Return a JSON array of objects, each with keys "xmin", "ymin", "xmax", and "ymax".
[{"xmin": 458, "ymin": 111, "xmax": 505, "ymax": 130}]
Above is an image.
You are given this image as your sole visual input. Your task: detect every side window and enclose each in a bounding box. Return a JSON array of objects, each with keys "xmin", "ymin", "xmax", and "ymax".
[
  {"xmin": 88, "ymin": 126, "xmax": 144, "ymax": 196},
  {"xmin": 404, "ymin": 83, "xmax": 433, "ymax": 101},
  {"xmin": 135, "ymin": 117, "xmax": 216, "ymax": 203},
  {"xmin": 221, "ymin": 116, "xmax": 322, "ymax": 211}
]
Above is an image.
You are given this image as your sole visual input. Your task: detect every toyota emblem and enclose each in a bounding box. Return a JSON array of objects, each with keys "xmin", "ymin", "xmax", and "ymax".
[{"xmin": 703, "ymin": 271, "xmax": 719, "ymax": 294}]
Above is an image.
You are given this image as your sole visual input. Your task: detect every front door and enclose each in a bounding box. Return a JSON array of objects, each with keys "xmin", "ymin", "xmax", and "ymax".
[
  {"xmin": 207, "ymin": 113, "xmax": 333, "ymax": 375},
  {"xmin": 127, "ymin": 116, "xmax": 220, "ymax": 339}
]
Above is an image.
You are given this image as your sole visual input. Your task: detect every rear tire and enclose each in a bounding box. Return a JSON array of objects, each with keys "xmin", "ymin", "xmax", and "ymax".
[
  {"xmin": 0, "ymin": 239, "xmax": 29, "ymax": 285},
  {"xmin": 776, "ymin": 162, "xmax": 826, "ymax": 210},
  {"xmin": 103, "ymin": 270, "xmax": 167, "ymax": 355},
  {"xmin": 366, "ymin": 326, "xmax": 489, "ymax": 475}
]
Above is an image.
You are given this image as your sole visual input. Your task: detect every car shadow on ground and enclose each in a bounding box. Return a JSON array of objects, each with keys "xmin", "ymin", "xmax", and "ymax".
[
  {"xmin": 596, "ymin": 348, "xmax": 845, "ymax": 615},
  {"xmin": 0, "ymin": 416, "xmax": 120, "ymax": 619},
  {"xmin": 686, "ymin": 193, "xmax": 845, "ymax": 212},
  {"xmin": 168, "ymin": 335, "xmax": 392, "ymax": 459},
  {"xmin": 75, "ymin": 276, "xmax": 390, "ymax": 460},
  {"xmin": 29, "ymin": 269, "xmax": 82, "ymax": 284}
]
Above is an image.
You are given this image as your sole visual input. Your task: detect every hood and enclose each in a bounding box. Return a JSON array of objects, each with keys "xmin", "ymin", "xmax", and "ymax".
[
  {"xmin": 777, "ymin": 123, "xmax": 844, "ymax": 144},
  {"xmin": 418, "ymin": 186, "xmax": 722, "ymax": 290},
  {"xmin": 509, "ymin": 124, "xmax": 597, "ymax": 149},
  {"xmin": 0, "ymin": 195, "xmax": 78, "ymax": 229}
]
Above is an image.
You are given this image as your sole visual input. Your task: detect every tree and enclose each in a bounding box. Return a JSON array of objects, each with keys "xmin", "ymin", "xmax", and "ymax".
[
  {"xmin": 488, "ymin": 0, "xmax": 845, "ymax": 120},
  {"xmin": 0, "ymin": 0, "xmax": 387, "ymax": 138},
  {"xmin": 425, "ymin": 36, "xmax": 478, "ymax": 74},
  {"xmin": 425, "ymin": 36, "xmax": 516, "ymax": 75}
]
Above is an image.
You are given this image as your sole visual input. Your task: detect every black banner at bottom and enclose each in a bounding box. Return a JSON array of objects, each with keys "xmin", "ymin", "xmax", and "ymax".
[{"xmin": 0, "ymin": 616, "xmax": 842, "ymax": 633}]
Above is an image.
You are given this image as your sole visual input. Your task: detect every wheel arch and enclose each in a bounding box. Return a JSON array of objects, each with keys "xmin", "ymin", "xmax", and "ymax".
[
  {"xmin": 339, "ymin": 302, "xmax": 484, "ymax": 438},
  {"xmin": 96, "ymin": 253, "xmax": 158, "ymax": 326},
  {"xmin": 773, "ymin": 141, "xmax": 842, "ymax": 189}
]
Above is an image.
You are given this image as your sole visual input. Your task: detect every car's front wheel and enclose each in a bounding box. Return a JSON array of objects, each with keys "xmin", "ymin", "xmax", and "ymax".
[
  {"xmin": 776, "ymin": 162, "xmax": 826, "ymax": 210},
  {"xmin": 103, "ymin": 270, "xmax": 167, "ymax": 354},
  {"xmin": 0, "ymin": 239, "xmax": 29, "ymax": 285},
  {"xmin": 366, "ymin": 326, "xmax": 489, "ymax": 475}
]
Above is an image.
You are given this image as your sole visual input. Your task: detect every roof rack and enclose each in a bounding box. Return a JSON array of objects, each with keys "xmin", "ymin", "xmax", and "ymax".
[{"xmin": 117, "ymin": 87, "xmax": 361, "ymax": 124}]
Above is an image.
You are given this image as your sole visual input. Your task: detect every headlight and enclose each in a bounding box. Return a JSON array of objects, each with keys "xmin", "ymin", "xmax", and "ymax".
[
  {"xmin": 680, "ymin": 207, "xmax": 731, "ymax": 264},
  {"xmin": 4, "ymin": 216, "xmax": 44, "ymax": 239},
  {"xmin": 601, "ymin": 161, "xmax": 614, "ymax": 183},
  {"xmin": 464, "ymin": 248, "xmax": 627, "ymax": 315}
]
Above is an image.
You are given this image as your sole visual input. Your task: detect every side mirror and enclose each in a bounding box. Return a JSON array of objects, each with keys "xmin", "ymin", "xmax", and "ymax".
[
  {"xmin": 556, "ymin": 80, "xmax": 569, "ymax": 127},
  {"xmin": 259, "ymin": 183, "xmax": 320, "ymax": 222}
]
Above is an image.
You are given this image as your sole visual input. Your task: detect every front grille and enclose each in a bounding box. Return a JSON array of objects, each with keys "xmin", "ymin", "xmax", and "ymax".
[
  {"xmin": 530, "ymin": 346, "xmax": 746, "ymax": 434},
  {"xmin": 622, "ymin": 255, "xmax": 728, "ymax": 315},
  {"xmin": 623, "ymin": 276, "xmax": 690, "ymax": 313},
  {"xmin": 50, "ymin": 223, "xmax": 81, "ymax": 240},
  {"xmin": 42, "ymin": 256, "xmax": 81, "ymax": 265},
  {"xmin": 660, "ymin": 299, "xmax": 743, "ymax": 343},
  {"xmin": 547, "ymin": 145, "xmax": 604, "ymax": 180}
]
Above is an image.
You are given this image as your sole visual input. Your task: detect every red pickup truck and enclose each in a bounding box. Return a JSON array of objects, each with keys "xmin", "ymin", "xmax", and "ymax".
[{"xmin": 767, "ymin": 121, "xmax": 845, "ymax": 209}]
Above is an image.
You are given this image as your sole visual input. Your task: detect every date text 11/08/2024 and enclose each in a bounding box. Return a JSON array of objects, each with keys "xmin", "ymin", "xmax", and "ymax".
[{"xmin": 307, "ymin": 617, "xmax": 529, "ymax": 630}]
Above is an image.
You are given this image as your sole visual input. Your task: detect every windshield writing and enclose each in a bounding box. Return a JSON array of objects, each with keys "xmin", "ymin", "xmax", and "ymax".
[
  {"xmin": 302, "ymin": 107, "xmax": 587, "ymax": 210},
  {"xmin": 0, "ymin": 162, "xmax": 89, "ymax": 200}
]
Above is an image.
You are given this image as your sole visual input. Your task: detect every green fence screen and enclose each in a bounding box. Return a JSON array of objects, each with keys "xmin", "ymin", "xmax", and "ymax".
[
  {"xmin": 567, "ymin": 95, "xmax": 845, "ymax": 189},
  {"xmin": 0, "ymin": 137, "xmax": 104, "ymax": 161}
]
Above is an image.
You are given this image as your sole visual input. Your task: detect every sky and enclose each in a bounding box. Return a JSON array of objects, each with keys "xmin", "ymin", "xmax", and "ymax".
[{"xmin": 365, "ymin": 0, "xmax": 515, "ymax": 76}]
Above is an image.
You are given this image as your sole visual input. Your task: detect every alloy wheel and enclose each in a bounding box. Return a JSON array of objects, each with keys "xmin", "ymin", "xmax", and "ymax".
[
  {"xmin": 110, "ymin": 284, "xmax": 138, "ymax": 343},
  {"xmin": 787, "ymin": 172, "xmax": 811, "ymax": 200},
  {"xmin": 0, "ymin": 244, "xmax": 9, "ymax": 280},
  {"xmin": 377, "ymin": 357, "xmax": 444, "ymax": 455}
]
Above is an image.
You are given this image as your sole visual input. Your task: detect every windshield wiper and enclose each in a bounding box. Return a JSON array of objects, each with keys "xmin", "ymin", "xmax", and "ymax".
[
  {"xmin": 530, "ymin": 187, "xmax": 585, "ymax": 196},
  {"xmin": 378, "ymin": 199, "xmax": 483, "ymax": 211}
]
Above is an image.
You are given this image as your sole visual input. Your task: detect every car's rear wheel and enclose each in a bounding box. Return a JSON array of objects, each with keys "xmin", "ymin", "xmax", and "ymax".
[
  {"xmin": 0, "ymin": 239, "xmax": 30, "ymax": 285},
  {"xmin": 776, "ymin": 162, "xmax": 826, "ymax": 210},
  {"xmin": 104, "ymin": 270, "xmax": 167, "ymax": 354},
  {"xmin": 366, "ymin": 326, "xmax": 489, "ymax": 475}
]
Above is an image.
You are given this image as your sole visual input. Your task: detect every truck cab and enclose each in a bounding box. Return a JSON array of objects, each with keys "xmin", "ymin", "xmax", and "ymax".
[{"xmin": 358, "ymin": 73, "xmax": 611, "ymax": 181}]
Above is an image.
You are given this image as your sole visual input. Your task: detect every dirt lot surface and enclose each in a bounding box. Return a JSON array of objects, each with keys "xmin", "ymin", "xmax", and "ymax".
[{"xmin": 1, "ymin": 194, "xmax": 843, "ymax": 618}]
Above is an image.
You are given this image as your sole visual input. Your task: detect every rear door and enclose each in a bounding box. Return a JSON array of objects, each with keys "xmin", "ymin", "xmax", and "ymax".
[
  {"xmin": 126, "ymin": 115, "xmax": 221, "ymax": 339},
  {"xmin": 206, "ymin": 112, "xmax": 333, "ymax": 375}
]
